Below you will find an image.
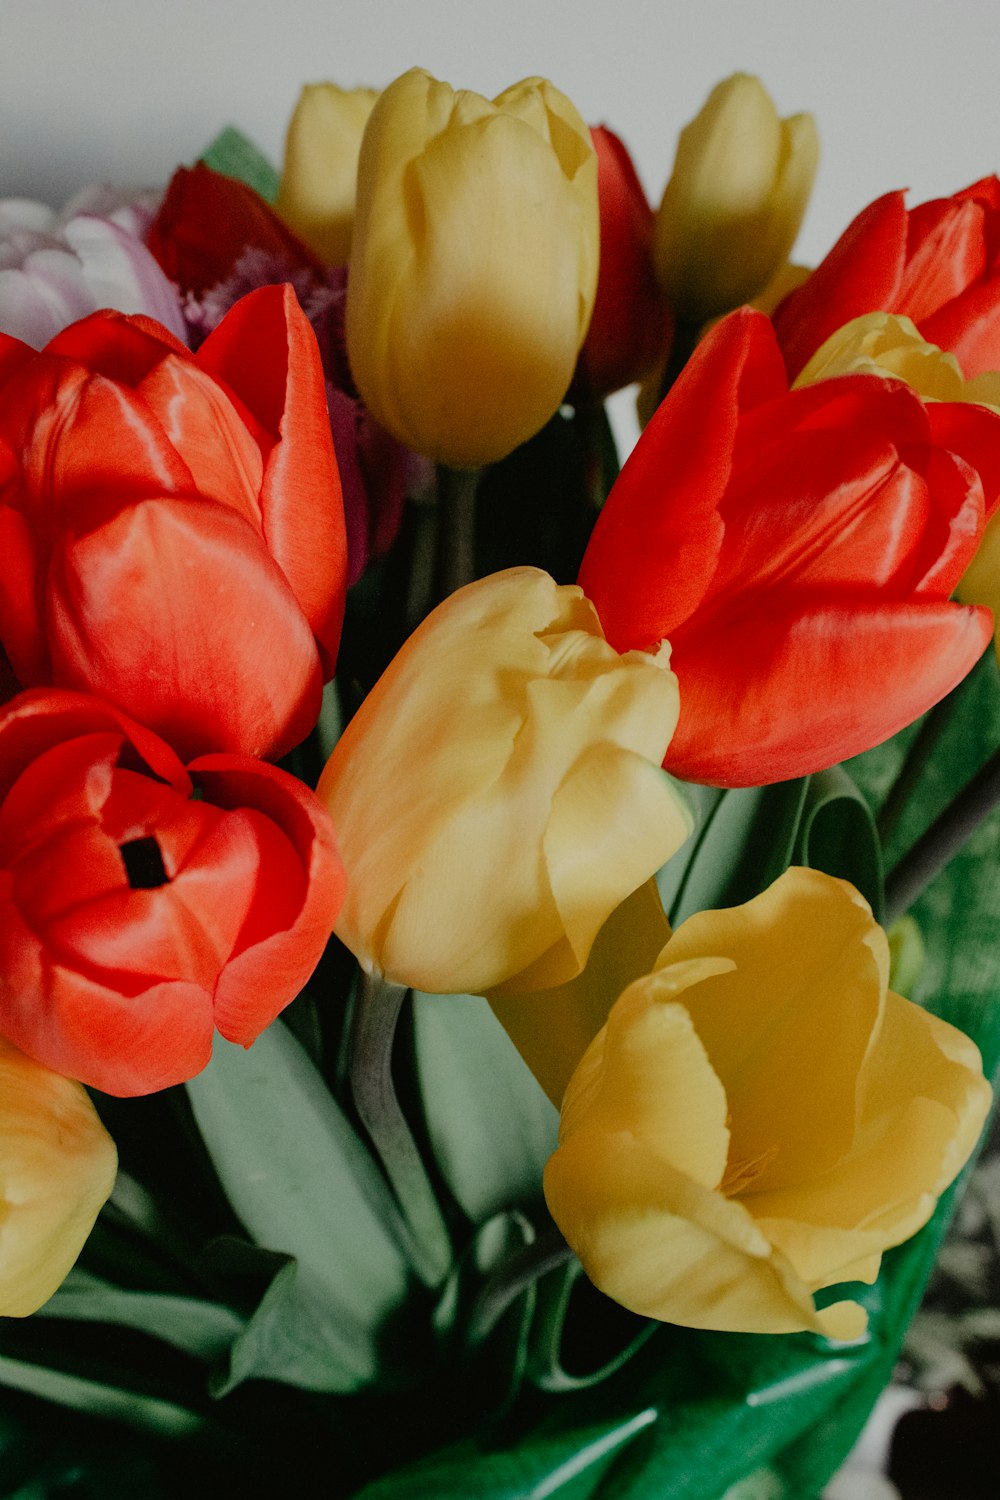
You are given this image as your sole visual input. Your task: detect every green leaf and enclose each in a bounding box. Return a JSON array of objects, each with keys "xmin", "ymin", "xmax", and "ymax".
[
  {"xmin": 527, "ymin": 1260, "xmax": 655, "ymax": 1393},
  {"xmin": 35, "ymin": 1270, "xmax": 244, "ymax": 1362},
  {"xmin": 412, "ymin": 992, "xmax": 558, "ymax": 1225},
  {"xmin": 0, "ymin": 1355, "xmax": 204, "ymax": 1438},
  {"xmin": 795, "ymin": 765, "xmax": 884, "ymax": 917},
  {"xmin": 186, "ymin": 1022, "xmax": 413, "ymax": 1391},
  {"xmin": 662, "ymin": 779, "xmax": 810, "ymax": 925},
  {"xmin": 198, "ymin": 126, "xmax": 279, "ymax": 202}
]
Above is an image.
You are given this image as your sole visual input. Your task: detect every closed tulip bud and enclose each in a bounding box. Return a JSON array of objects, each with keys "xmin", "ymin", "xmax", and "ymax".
[
  {"xmin": 545, "ymin": 868, "xmax": 991, "ymax": 1339},
  {"xmin": 346, "ymin": 68, "xmax": 599, "ymax": 467},
  {"xmin": 318, "ymin": 568, "xmax": 690, "ymax": 997},
  {"xmin": 0, "ymin": 1039, "xmax": 117, "ymax": 1315},
  {"xmin": 275, "ymin": 82, "xmax": 380, "ymax": 266},
  {"xmin": 653, "ymin": 73, "xmax": 818, "ymax": 323}
]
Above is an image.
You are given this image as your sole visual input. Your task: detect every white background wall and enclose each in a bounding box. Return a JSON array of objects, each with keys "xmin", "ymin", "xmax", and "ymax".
[
  {"xmin": 2, "ymin": 0, "xmax": 996, "ymax": 449},
  {"xmin": 2, "ymin": 0, "xmax": 997, "ymax": 262}
]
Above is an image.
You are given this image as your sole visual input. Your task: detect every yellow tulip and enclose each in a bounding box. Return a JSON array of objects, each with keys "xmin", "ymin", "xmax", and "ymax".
[
  {"xmin": 318, "ymin": 567, "xmax": 690, "ymax": 996},
  {"xmin": 275, "ymin": 82, "xmax": 380, "ymax": 265},
  {"xmin": 0, "ymin": 1040, "xmax": 117, "ymax": 1315},
  {"xmin": 653, "ymin": 73, "xmax": 818, "ymax": 323},
  {"xmin": 345, "ymin": 67, "xmax": 599, "ymax": 467},
  {"xmin": 544, "ymin": 867, "xmax": 990, "ymax": 1339},
  {"xmin": 793, "ymin": 311, "xmax": 1000, "ymax": 660}
]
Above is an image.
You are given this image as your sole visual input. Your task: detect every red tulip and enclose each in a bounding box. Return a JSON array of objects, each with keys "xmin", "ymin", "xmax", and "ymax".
[
  {"xmin": 578, "ymin": 307, "xmax": 996, "ymax": 787},
  {"xmin": 774, "ymin": 176, "xmax": 1000, "ymax": 380},
  {"xmin": 147, "ymin": 164, "xmax": 410, "ymax": 586},
  {"xmin": 578, "ymin": 126, "xmax": 673, "ymax": 397},
  {"xmin": 0, "ymin": 286, "xmax": 346, "ymax": 761},
  {"xmin": 0, "ymin": 689, "xmax": 345, "ymax": 1096}
]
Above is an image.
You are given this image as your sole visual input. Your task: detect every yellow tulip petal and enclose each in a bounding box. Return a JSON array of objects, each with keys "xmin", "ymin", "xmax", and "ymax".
[
  {"xmin": 488, "ymin": 876, "xmax": 670, "ymax": 1107},
  {"xmin": 275, "ymin": 83, "xmax": 379, "ymax": 265},
  {"xmin": 545, "ymin": 1129, "xmax": 855, "ymax": 1336},
  {"xmin": 662, "ymin": 869, "xmax": 886, "ymax": 1191},
  {"xmin": 320, "ymin": 569, "xmax": 686, "ymax": 996},
  {"xmin": 0, "ymin": 1041, "xmax": 117, "ymax": 1315}
]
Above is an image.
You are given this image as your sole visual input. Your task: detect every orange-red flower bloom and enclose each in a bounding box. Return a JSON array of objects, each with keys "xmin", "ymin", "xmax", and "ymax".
[
  {"xmin": 774, "ymin": 176, "xmax": 1000, "ymax": 380},
  {"xmin": 0, "ymin": 286, "xmax": 347, "ymax": 761},
  {"xmin": 578, "ymin": 307, "xmax": 998, "ymax": 787},
  {"xmin": 0, "ymin": 690, "xmax": 345, "ymax": 1096},
  {"xmin": 578, "ymin": 126, "xmax": 673, "ymax": 397}
]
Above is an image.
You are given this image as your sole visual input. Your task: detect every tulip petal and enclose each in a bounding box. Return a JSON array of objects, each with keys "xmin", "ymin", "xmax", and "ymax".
[
  {"xmin": 0, "ymin": 1038, "xmax": 116, "ymax": 1316},
  {"xmin": 192, "ymin": 756, "xmax": 345, "ymax": 1045},
  {"xmin": 579, "ymin": 308, "xmax": 787, "ymax": 652},
  {"xmin": 663, "ymin": 870, "xmax": 886, "ymax": 1192},
  {"xmin": 545, "ymin": 1129, "xmax": 864, "ymax": 1337},
  {"xmin": 921, "ymin": 274, "xmax": 1000, "ymax": 379},
  {"xmin": 899, "ymin": 197, "xmax": 988, "ymax": 323},
  {"xmin": 0, "ymin": 888, "xmax": 214, "ymax": 1095},
  {"xmin": 665, "ymin": 598, "xmax": 992, "ymax": 787},
  {"xmin": 773, "ymin": 191, "xmax": 909, "ymax": 378},
  {"xmin": 45, "ymin": 496, "xmax": 323, "ymax": 760},
  {"xmin": 196, "ymin": 284, "xmax": 347, "ymax": 669}
]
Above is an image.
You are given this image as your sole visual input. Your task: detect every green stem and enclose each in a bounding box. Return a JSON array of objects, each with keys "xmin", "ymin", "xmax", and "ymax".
[
  {"xmin": 349, "ymin": 970, "xmax": 452, "ymax": 1286},
  {"xmin": 466, "ymin": 1227, "xmax": 573, "ymax": 1347},
  {"xmin": 434, "ymin": 465, "xmax": 481, "ymax": 601},
  {"xmin": 883, "ymin": 743, "xmax": 1000, "ymax": 924}
]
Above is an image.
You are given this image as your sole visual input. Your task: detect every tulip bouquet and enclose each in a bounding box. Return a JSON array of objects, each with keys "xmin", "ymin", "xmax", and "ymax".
[{"xmin": 0, "ymin": 62, "xmax": 999, "ymax": 1500}]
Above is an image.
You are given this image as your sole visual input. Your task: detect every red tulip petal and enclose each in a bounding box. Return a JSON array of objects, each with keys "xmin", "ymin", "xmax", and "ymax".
[
  {"xmin": 926, "ymin": 399, "xmax": 1000, "ymax": 524},
  {"xmin": 0, "ymin": 731, "xmax": 119, "ymax": 871},
  {"xmin": 134, "ymin": 354, "xmax": 264, "ymax": 524},
  {"xmin": 0, "ymin": 688, "xmax": 188, "ymax": 804},
  {"xmin": 773, "ymin": 192, "xmax": 909, "ymax": 379},
  {"xmin": 45, "ymin": 307, "xmax": 188, "ymax": 379},
  {"xmin": 900, "ymin": 198, "xmax": 988, "ymax": 323},
  {"xmin": 197, "ymin": 285, "xmax": 347, "ymax": 670},
  {"xmin": 0, "ymin": 505, "xmax": 49, "ymax": 684},
  {"xmin": 666, "ymin": 599, "xmax": 992, "ymax": 787},
  {"xmin": 0, "ymin": 886, "xmax": 214, "ymax": 1096},
  {"xmin": 148, "ymin": 164, "xmax": 326, "ymax": 298},
  {"xmin": 45, "ymin": 496, "xmax": 322, "ymax": 760},
  {"xmin": 580, "ymin": 309, "xmax": 786, "ymax": 652},
  {"xmin": 921, "ymin": 276, "xmax": 1000, "ymax": 380},
  {"xmin": 192, "ymin": 756, "xmax": 345, "ymax": 1045}
]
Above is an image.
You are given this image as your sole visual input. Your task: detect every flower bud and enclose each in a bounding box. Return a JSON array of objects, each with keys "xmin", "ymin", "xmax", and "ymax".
[
  {"xmin": 0, "ymin": 1039, "xmax": 116, "ymax": 1315},
  {"xmin": 653, "ymin": 73, "xmax": 818, "ymax": 323},
  {"xmin": 346, "ymin": 68, "xmax": 599, "ymax": 467},
  {"xmin": 275, "ymin": 83, "xmax": 380, "ymax": 265},
  {"xmin": 318, "ymin": 568, "xmax": 690, "ymax": 997}
]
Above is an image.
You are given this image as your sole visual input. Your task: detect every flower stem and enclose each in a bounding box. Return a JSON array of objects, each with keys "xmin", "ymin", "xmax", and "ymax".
[
  {"xmin": 883, "ymin": 743, "xmax": 1000, "ymax": 924},
  {"xmin": 466, "ymin": 1227, "xmax": 573, "ymax": 1347},
  {"xmin": 435, "ymin": 465, "xmax": 480, "ymax": 600},
  {"xmin": 349, "ymin": 970, "xmax": 452, "ymax": 1286}
]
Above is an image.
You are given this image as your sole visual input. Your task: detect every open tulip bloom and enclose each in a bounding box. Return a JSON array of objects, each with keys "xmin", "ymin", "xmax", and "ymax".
[{"xmin": 0, "ymin": 63, "xmax": 998, "ymax": 1500}]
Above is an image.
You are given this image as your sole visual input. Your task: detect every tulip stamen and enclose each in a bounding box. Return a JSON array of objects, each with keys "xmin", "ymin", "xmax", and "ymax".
[{"xmin": 719, "ymin": 1144, "xmax": 778, "ymax": 1198}]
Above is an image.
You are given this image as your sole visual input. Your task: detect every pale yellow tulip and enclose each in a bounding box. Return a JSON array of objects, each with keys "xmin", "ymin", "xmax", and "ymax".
[
  {"xmin": 545, "ymin": 867, "xmax": 990, "ymax": 1339},
  {"xmin": 275, "ymin": 83, "xmax": 380, "ymax": 265},
  {"xmin": 346, "ymin": 68, "xmax": 599, "ymax": 467},
  {"xmin": 653, "ymin": 74, "xmax": 818, "ymax": 323},
  {"xmin": 318, "ymin": 568, "xmax": 690, "ymax": 996},
  {"xmin": 0, "ymin": 1040, "xmax": 117, "ymax": 1315}
]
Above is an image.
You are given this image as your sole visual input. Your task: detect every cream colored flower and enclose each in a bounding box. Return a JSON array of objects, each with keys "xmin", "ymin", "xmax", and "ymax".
[
  {"xmin": 318, "ymin": 568, "xmax": 690, "ymax": 996},
  {"xmin": 345, "ymin": 68, "xmax": 599, "ymax": 467},
  {"xmin": 0, "ymin": 1040, "xmax": 117, "ymax": 1315},
  {"xmin": 275, "ymin": 82, "xmax": 380, "ymax": 265},
  {"xmin": 545, "ymin": 867, "xmax": 990, "ymax": 1339},
  {"xmin": 653, "ymin": 73, "xmax": 818, "ymax": 323}
]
